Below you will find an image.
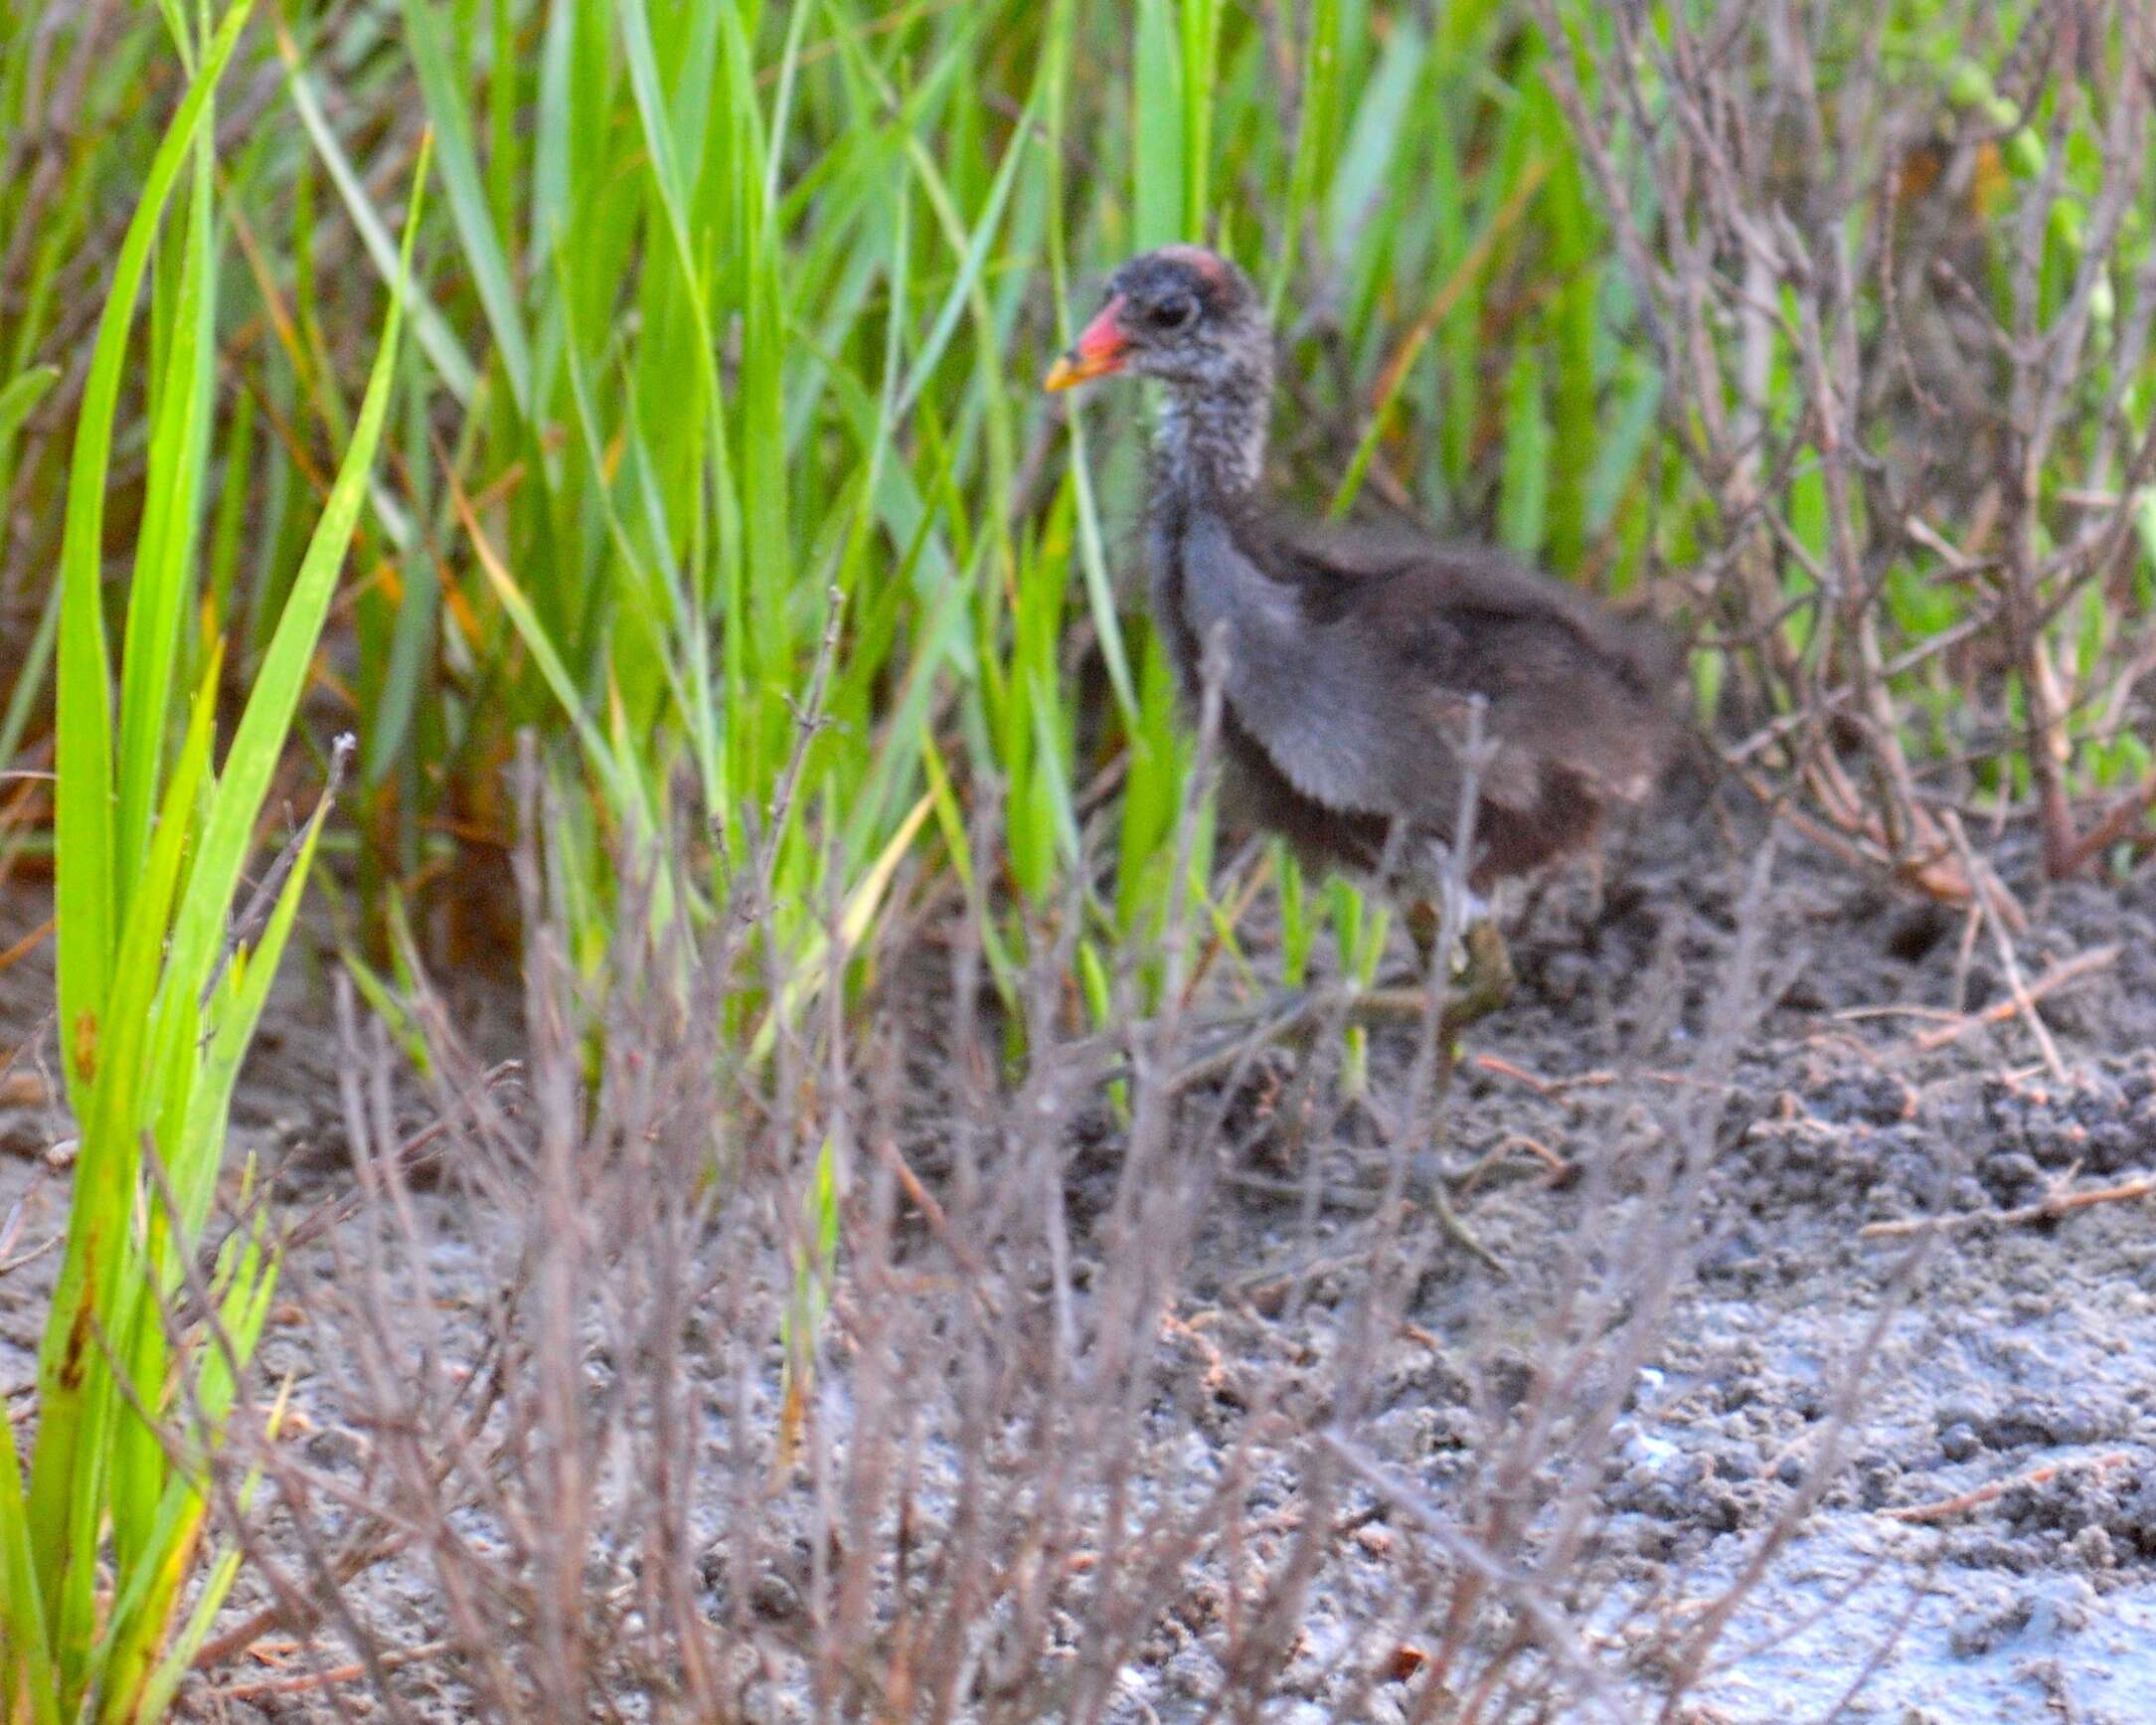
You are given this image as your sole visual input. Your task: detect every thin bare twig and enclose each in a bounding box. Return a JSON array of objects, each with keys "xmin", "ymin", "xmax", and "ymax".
[
  {"xmin": 1861, "ymin": 1172, "xmax": 2156, "ymax": 1241},
  {"xmin": 1909, "ymin": 943, "xmax": 2118, "ymax": 1052}
]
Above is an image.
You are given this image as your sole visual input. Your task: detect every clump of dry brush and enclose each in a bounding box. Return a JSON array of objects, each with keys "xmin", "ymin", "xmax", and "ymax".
[
  {"xmin": 166, "ymin": 757, "xmax": 1914, "ymax": 1723},
  {"xmin": 1539, "ymin": 0, "xmax": 2156, "ymax": 901}
]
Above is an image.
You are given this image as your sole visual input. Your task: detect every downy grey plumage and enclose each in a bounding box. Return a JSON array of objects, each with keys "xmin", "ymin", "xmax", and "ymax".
[{"xmin": 1047, "ymin": 245, "xmax": 1678, "ymax": 903}]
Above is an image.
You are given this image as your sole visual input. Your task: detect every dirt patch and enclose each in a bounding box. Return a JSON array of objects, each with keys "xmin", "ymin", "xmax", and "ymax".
[
  {"xmin": 5, "ymin": 776, "xmax": 2156, "ymax": 1720},
  {"xmin": 1393, "ymin": 789, "xmax": 2156, "ymax": 1721}
]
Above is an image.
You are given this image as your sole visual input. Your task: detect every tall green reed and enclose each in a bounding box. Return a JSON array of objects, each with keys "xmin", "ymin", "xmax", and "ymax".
[
  {"xmin": 1, "ymin": 3, "xmax": 427, "ymax": 1708},
  {"xmin": 11, "ymin": 0, "xmax": 2141, "ymax": 1070}
]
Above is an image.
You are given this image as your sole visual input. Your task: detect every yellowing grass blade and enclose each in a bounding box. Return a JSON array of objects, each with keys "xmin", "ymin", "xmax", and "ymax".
[{"xmin": 749, "ymin": 790, "xmax": 932, "ymax": 1064}]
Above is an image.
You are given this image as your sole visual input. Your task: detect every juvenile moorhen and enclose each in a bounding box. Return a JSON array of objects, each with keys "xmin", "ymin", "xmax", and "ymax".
[{"xmin": 1046, "ymin": 245, "xmax": 1676, "ymax": 1013}]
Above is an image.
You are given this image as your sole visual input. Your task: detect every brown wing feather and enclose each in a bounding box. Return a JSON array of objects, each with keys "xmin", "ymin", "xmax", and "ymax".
[
  {"xmin": 1162, "ymin": 500, "xmax": 1678, "ymax": 886},
  {"xmin": 1257, "ymin": 515, "xmax": 1677, "ymax": 795}
]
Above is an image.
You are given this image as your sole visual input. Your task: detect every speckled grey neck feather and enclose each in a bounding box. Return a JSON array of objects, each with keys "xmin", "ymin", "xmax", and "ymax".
[{"xmin": 1153, "ymin": 351, "xmax": 1272, "ymax": 500}]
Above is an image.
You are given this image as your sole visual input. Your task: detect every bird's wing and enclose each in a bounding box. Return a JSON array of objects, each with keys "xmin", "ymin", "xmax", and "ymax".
[
  {"xmin": 1386, "ymin": 591, "xmax": 1672, "ymax": 810},
  {"xmin": 1180, "ymin": 513, "xmax": 1488, "ymax": 822},
  {"xmin": 1172, "ymin": 508, "xmax": 1439, "ymax": 819},
  {"xmin": 1231, "ymin": 521, "xmax": 1675, "ymax": 819}
]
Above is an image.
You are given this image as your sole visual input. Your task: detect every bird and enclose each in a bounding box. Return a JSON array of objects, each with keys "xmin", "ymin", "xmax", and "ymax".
[{"xmin": 1044, "ymin": 244, "xmax": 1678, "ymax": 1020}]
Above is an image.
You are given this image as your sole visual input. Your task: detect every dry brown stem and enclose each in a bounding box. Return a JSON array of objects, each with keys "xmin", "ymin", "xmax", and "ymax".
[
  {"xmin": 1908, "ymin": 941, "xmax": 2118, "ymax": 1052},
  {"xmin": 1537, "ymin": 0, "xmax": 2156, "ymax": 893},
  {"xmin": 1860, "ymin": 1172, "xmax": 2156, "ymax": 1241},
  {"xmin": 1880, "ymin": 1451, "xmax": 2134, "ymax": 1524}
]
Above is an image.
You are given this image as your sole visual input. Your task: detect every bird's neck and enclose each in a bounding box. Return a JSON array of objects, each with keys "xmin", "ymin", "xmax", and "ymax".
[{"xmin": 1153, "ymin": 362, "xmax": 1271, "ymax": 503}]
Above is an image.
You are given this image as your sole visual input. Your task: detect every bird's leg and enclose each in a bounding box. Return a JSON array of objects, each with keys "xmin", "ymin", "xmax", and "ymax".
[
  {"xmin": 1380, "ymin": 894, "xmax": 1515, "ymax": 1272},
  {"xmin": 1157, "ymin": 889, "xmax": 1516, "ymax": 1274}
]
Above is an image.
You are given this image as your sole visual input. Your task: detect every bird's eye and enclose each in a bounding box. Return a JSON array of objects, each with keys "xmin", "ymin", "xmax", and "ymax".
[{"xmin": 1148, "ymin": 294, "xmax": 1198, "ymax": 332}]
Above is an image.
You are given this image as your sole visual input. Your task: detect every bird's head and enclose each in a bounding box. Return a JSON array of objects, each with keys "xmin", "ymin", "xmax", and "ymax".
[{"xmin": 1044, "ymin": 245, "xmax": 1267, "ymax": 396}]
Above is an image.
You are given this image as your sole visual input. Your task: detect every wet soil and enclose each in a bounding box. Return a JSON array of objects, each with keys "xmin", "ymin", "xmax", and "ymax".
[{"xmin": 4, "ymin": 771, "xmax": 2156, "ymax": 1721}]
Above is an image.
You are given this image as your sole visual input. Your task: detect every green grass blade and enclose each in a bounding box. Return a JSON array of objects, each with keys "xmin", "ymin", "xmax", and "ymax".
[
  {"xmin": 0, "ymin": 1397, "xmax": 61, "ymax": 1724},
  {"xmin": 1133, "ymin": 0, "xmax": 1185, "ymax": 248},
  {"xmin": 400, "ymin": 0, "xmax": 534, "ymax": 417},
  {"xmin": 0, "ymin": 363, "xmax": 58, "ymax": 444},
  {"xmin": 277, "ymin": 39, "xmax": 478, "ymax": 404},
  {"xmin": 103, "ymin": 650, "xmax": 222, "ymax": 1586},
  {"xmin": 114, "ymin": 120, "xmax": 218, "ymax": 923},
  {"xmin": 32, "ymin": 16, "xmax": 254, "ymax": 1689},
  {"xmin": 160, "ymin": 137, "xmax": 430, "ymax": 1016},
  {"xmin": 0, "ymin": 572, "xmax": 64, "ymax": 774},
  {"xmin": 54, "ymin": 0, "xmax": 252, "ymax": 1114}
]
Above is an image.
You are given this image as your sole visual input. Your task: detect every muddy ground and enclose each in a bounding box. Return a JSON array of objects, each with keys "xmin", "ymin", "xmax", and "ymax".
[{"xmin": 4, "ymin": 769, "xmax": 2156, "ymax": 1722}]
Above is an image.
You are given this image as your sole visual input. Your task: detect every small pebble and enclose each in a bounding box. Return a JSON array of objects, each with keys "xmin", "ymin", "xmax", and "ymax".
[{"xmin": 751, "ymin": 1571, "xmax": 800, "ymax": 1620}]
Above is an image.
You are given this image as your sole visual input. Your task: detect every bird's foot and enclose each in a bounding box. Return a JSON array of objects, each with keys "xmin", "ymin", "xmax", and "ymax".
[
  {"xmin": 1395, "ymin": 910, "xmax": 1515, "ymax": 1048},
  {"xmin": 1400, "ymin": 912, "xmax": 1516, "ymax": 1268},
  {"xmin": 1220, "ymin": 1151, "xmax": 1508, "ymax": 1276},
  {"xmin": 1406, "ymin": 1155, "xmax": 1508, "ymax": 1274},
  {"xmin": 1345, "ymin": 1102, "xmax": 1511, "ymax": 1277},
  {"xmin": 1443, "ymin": 919, "xmax": 1516, "ymax": 1044},
  {"xmin": 1158, "ymin": 916, "xmax": 1514, "ymax": 1273}
]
